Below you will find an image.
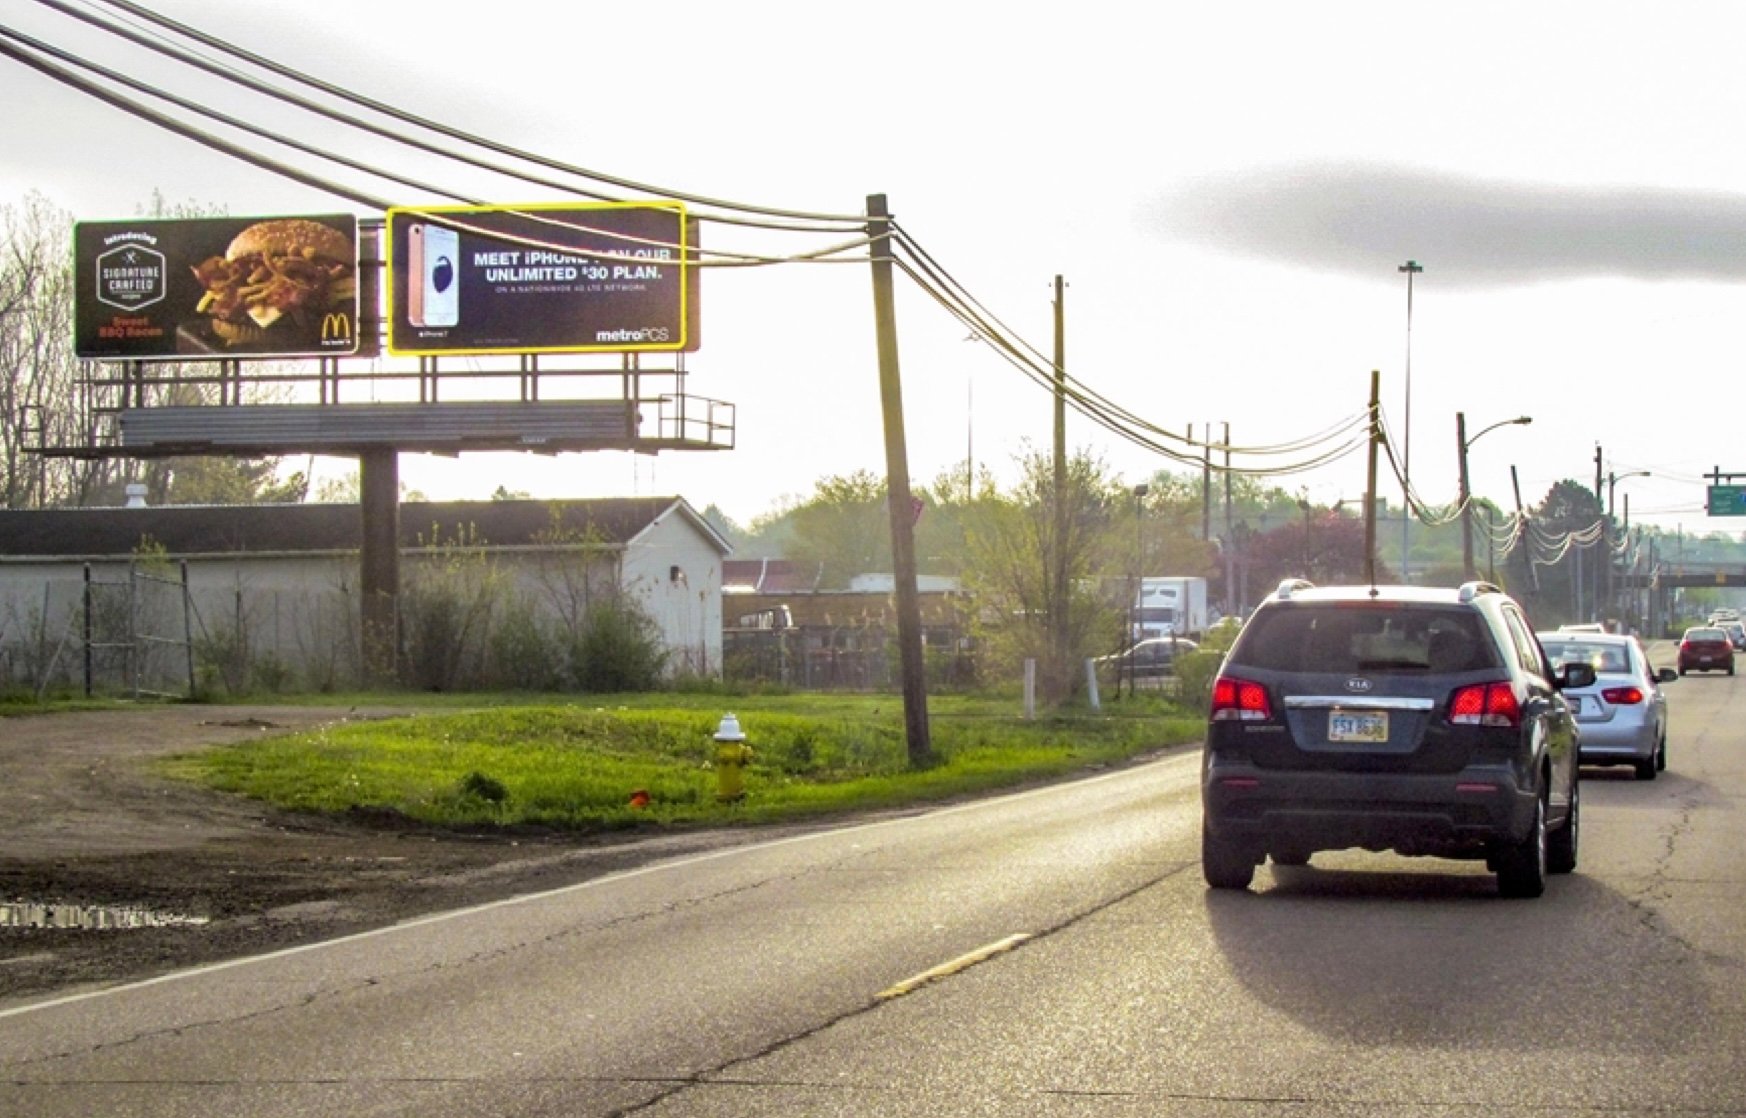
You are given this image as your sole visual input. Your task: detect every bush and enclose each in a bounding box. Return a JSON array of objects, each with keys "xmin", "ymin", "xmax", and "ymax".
[
  {"xmin": 1172, "ymin": 649, "xmax": 1224, "ymax": 716},
  {"xmin": 488, "ymin": 596, "xmax": 565, "ymax": 691},
  {"xmin": 571, "ymin": 593, "xmax": 668, "ymax": 692},
  {"xmin": 400, "ymin": 525, "xmax": 500, "ymax": 691},
  {"xmin": 193, "ymin": 622, "xmax": 249, "ymax": 697}
]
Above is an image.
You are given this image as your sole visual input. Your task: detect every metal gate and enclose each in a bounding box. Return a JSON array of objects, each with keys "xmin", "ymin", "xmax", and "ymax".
[{"xmin": 82, "ymin": 562, "xmax": 194, "ymax": 699}]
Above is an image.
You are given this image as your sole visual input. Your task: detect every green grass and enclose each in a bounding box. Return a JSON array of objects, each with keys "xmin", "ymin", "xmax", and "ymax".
[{"xmin": 153, "ymin": 692, "xmax": 1204, "ymax": 832}]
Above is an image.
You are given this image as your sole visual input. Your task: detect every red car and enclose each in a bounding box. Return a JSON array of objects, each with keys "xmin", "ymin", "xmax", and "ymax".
[{"xmin": 1678, "ymin": 627, "xmax": 1735, "ymax": 675}]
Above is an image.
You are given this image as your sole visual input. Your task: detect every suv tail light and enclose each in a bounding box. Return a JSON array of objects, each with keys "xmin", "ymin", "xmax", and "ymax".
[
  {"xmin": 1210, "ymin": 676, "xmax": 1272, "ymax": 721},
  {"xmin": 1449, "ymin": 682, "xmax": 1521, "ymax": 728},
  {"xmin": 1601, "ymin": 686, "xmax": 1644, "ymax": 705}
]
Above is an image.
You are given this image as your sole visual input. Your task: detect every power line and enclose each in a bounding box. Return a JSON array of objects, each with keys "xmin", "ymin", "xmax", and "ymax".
[{"xmin": 9, "ymin": 0, "xmax": 1415, "ymax": 495}]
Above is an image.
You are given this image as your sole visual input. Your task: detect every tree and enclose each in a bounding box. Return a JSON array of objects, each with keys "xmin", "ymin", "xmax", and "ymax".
[
  {"xmin": 1512, "ymin": 478, "xmax": 1606, "ymax": 626},
  {"xmin": 963, "ymin": 445, "xmax": 1122, "ymax": 703},
  {"xmin": 0, "ymin": 191, "xmax": 99, "ymax": 507},
  {"xmin": 1242, "ymin": 506, "xmax": 1382, "ymax": 589},
  {"xmin": 782, "ymin": 470, "xmax": 892, "ymax": 588},
  {"xmin": 1, "ymin": 191, "xmax": 307, "ymax": 509}
]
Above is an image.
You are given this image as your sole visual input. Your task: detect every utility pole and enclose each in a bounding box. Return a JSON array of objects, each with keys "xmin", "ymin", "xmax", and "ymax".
[
  {"xmin": 1365, "ymin": 371, "xmax": 1380, "ymax": 586},
  {"xmin": 1202, "ymin": 425, "xmax": 1213, "ymax": 542},
  {"xmin": 865, "ymin": 194, "xmax": 933, "ymax": 768},
  {"xmin": 1399, "ymin": 260, "xmax": 1423, "ymax": 583},
  {"xmin": 1594, "ymin": 444, "xmax": 1605, "ymax": 625},
  {"xmin": 1457, "ymin": 412, "xmax": 1473, "ymax": 579},
  {"xmin": 1052, "ymin": 275, "xmax": 1069, "ymax": 698},
  {"xmin": 1223, "ymin": 422, "xmax": 1234, "ymax": 617},
  {"xmin": 1512, "ymin": 464, "xmax": 1539, "ymax": 591}
]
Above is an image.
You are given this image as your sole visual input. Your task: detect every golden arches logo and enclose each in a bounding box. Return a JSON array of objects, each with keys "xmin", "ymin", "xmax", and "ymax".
[{"xmin": 320, "ymin": 313, "xmax": 353, "ymax": 342}]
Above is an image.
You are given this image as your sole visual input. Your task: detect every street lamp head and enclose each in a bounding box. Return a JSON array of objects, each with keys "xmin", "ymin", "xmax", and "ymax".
[{"xmin": 1463, "ymin": 414, "xmax": 1535, "ymax": 450}]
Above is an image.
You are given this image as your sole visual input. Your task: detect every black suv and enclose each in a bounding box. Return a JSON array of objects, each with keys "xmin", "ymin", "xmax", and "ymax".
[{"xmin": 1201, "ymin": 580, "xmax": 1593, "ymax": 898}]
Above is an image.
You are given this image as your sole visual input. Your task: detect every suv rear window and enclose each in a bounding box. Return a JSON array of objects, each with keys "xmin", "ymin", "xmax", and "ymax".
[
  {"xmin": 1228, "ymin": 604, "xmax": 1500, "ymax": 674},
  {"xmin": 1541, "ymin": 638, "xmax": 1631, "ymax": 673}
]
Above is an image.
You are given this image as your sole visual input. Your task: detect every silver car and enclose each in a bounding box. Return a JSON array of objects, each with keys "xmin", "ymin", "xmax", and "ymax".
[{"xmin": 1538, "ymin": 632, "xmax": 1672, "ymax": 780}]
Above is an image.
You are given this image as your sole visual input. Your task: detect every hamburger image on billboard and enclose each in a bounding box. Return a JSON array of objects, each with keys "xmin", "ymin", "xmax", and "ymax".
[{"xmin": 73, "ymin": 214, "xmax": 361, "ymax": 360}]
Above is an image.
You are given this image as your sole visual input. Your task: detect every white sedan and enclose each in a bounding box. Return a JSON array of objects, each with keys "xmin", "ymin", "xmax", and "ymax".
[{"xmin": 1538, "ymin": 631, "xmax": 1672, "ymax": 780}]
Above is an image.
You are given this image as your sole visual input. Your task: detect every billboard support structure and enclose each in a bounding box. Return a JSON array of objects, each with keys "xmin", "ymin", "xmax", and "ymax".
[
  {"xmin": 359, "ymin": 448, "xmax": 399, "ymax": 685},
  {"xmin": 41, "ymin": 214, "xmax": 729, "ymax": 688}
]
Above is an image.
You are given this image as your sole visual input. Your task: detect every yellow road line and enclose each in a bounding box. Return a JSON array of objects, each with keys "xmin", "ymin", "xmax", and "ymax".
[{"xmin": 876, "ymin": 933, "xmax": 1034, "ymax": 1000}]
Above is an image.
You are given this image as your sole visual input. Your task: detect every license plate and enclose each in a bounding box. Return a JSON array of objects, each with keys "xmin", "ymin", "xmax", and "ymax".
[{"xmin": 1329, "ymin": 711, "xmax": 1388, "ymax": 743}]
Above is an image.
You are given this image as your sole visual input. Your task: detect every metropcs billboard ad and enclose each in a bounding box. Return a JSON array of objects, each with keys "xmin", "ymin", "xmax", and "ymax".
[
  {"xmin": 386, "ymin": 202, "xmax": 698, "ymax": 356},
  {"xmin": 72, "ymin": 214, "xmax": 362, "ymax": 360}
]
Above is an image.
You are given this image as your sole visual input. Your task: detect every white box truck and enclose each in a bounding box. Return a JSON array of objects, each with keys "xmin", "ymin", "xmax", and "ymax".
[{"xmin": 1134, "ymin": 576, "xmax": 1209, "ymax": 640}]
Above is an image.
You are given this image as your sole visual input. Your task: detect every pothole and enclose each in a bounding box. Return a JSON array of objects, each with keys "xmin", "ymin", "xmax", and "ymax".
[{"xmin": 1, "ymin": 901, "xmax": 211, "ymax": 930}]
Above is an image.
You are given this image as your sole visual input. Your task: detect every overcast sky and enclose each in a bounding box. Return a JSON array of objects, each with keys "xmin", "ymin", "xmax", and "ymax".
[{"xmin": 4, "ymin": 0, "xmax": 1746, "ymax": 545}]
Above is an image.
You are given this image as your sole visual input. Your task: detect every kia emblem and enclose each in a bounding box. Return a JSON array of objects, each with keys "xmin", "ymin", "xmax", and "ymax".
[{"xmin": 1345, "ymin": 678, "xmax": 1373, "ymax": 693}]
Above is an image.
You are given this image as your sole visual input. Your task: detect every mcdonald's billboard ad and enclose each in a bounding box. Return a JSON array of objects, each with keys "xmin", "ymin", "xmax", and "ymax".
[
  {"xmin": 385, "ymin": 201, "xmax": 699, "ymax": 356},
  {"xmin": 72, "ymin": 214, "xmax": 363, "ymax": 361}
]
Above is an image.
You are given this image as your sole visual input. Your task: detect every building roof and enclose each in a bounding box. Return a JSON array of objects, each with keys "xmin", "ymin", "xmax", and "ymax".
[
  {"xmin": 0, "ymin": 497, "xmax": 732, "ymax": 560},
  {"xmin": 722, "ymin": 558, "xmax": 824, "ymax": 593}
]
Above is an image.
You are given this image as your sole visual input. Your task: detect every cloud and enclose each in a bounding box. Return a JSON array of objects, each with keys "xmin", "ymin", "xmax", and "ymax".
[{"xmin": 1150, "ymin": 162, "xmax": 1746, "ymax": 287}]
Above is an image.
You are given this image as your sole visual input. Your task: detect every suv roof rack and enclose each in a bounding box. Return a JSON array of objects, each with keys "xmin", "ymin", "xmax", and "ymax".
[
  {"xmin": 1457, "ymin": 580, "xmax": 1504, "ymax": 603},
  {"xmin": 1273, "ymin": 578, "xmax": 1316, "ymax": 600}
]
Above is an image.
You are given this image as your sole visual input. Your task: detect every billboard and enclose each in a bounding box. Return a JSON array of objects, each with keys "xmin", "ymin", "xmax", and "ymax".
[
  {"xmin": 73, "ymin": 214, "xmax": 362, "ymax": 360},
  {"xmin": 386, "ymin": 202, "xmax": 698, "ymax": 356}
]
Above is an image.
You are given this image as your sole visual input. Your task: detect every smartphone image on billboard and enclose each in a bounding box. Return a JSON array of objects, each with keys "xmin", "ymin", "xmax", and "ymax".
[
  {"xmin": 417, "ymin": 223, "xmax": 460, "ymax": 328},
  {"xmin": 406, "ymin": 223, "xmax": 426, "ymax": 327}
]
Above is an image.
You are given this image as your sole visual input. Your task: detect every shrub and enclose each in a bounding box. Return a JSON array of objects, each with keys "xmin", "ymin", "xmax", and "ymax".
[
  {"xmin": 400, "ymin": 525, "xmax": 501, "ymax": 691},
  {"xmin": 571, "ymin": 592, "xmax": 668, "ymax": 692},
  {"xmin": 1172, "ymin": 649, "xmax": 1224, "ymax": 716},
  {"xmin": 488, "ymin": 595, "xmax": 565, "ymax": 691}
]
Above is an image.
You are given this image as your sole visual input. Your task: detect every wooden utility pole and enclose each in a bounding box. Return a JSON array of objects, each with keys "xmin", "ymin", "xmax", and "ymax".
[
  {"xmin": 865, "ymin": 195, "xmax": 934, "ymax": 768},
  {"xmin": 1365, "ymin": 371, "xmax": 1380, "ymax": 585},
  {"xmin": 1052, "ymin": 276, "xmax": 1069, "ymax": 693},
  {"xmin": 1223, "ymin": 422, "xmax": 1234, "ymax": 616},
  {"xmin": 1458, "ymin": 411, "xmax": 1474, "ymax": 579},
  {"xmin": 1512, "ymin": 464, "xmax": 1540, "ymax": 591}
]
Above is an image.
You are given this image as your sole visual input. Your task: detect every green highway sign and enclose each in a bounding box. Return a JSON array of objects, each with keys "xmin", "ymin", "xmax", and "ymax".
[{"xmin": 1708, "ymin": 484, "xmax": 1746, "ymax": 516}]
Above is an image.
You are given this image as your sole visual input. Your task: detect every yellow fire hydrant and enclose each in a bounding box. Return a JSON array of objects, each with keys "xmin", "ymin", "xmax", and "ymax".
[{"xmin": 713, "ymin": 713, "xmax": 753, "ymax": 803}]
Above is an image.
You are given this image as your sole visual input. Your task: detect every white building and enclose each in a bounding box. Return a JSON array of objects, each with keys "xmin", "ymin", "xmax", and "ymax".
[{"xmin": 0, "ymin": 496, "xmax": 729, "ymax": 694}]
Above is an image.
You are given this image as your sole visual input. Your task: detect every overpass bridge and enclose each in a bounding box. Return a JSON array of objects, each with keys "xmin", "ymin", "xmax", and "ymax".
[{"xmin": 1618, "ymin": 564, "xmax": 1746, "ymax": 589}]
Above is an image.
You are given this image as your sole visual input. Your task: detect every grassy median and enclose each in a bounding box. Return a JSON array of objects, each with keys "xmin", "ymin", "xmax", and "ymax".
[{"xmin": 155, "ymin": 692, "xmax": 1203, "ymax": 831}]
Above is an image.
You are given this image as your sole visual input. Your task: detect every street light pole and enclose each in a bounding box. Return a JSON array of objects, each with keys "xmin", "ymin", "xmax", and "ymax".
[
  {"xmin": 1399, "ymin": 259, "xmax": 1422, "ymax": 583},
  {"xmin": 1457, "ymin": 412, "xmax": 1533, "ymax": 580}
]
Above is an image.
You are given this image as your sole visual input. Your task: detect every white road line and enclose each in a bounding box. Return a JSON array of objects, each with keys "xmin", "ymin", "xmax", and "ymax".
[{"xmin": 0, "ymin": 748, "xmax": 1200, "ymax": 1020}]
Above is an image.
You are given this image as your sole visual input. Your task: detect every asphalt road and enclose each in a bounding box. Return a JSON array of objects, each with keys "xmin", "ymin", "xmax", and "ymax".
[{"xmin": 2, "ymin": 666, "xmax": 1743, "ymax": 1117}]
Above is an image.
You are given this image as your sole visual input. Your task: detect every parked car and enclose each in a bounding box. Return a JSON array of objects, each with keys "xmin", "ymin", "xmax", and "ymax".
[
  {"xmin": 1677, "ymin": 627, "xmax": 1735, "ymax": 675},
  {"xmin": 1095, "ymin": 636, "xmax": 1199, "ymax": 680},
  {"xmin": 1538, "ymin": 631, "xmax": 1673, "ymax": 780},
  {"xmin": 1201, "ymin": 579, "xmax": 1591, "ymax": 897}
]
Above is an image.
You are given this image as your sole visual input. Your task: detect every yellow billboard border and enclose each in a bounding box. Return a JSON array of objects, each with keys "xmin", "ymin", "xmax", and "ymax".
[{"xmin": 385, "ymin": 200, "xmax": 692, "ymax": 357}]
